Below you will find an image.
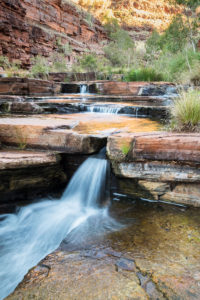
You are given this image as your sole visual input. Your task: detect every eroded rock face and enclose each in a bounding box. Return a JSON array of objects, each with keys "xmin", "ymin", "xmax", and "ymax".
[
  {"xmin": 0, "ymin": 150, "xmax": 67, "ymax": 202},
  {"xmin": 0, "ymin": 0, "xmax": 107, "ymax": 67},
  {"xmin": 95, "ymin": 82, "xmax": 176, "ymax": 96},
  {"xmin": 107, "ymin": 132, "xmax": 200, "ymax": 206},
  {"xmin": 0, "ymin": 77, "xmax": 61, "ymax": 96}
]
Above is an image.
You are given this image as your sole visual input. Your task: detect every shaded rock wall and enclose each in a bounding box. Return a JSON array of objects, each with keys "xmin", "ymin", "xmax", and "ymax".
[
  {"xmin": 0, "ymin": 0, "xmax": 107, "ymax": 67},
  {"xmin": 0, "ymin": 150, "xmax": 67, "ymax": 203}
]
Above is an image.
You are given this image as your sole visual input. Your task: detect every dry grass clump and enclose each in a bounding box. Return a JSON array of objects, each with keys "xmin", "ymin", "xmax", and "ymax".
[{"xmin": 169, "ymin": 90, "xmax": 200, "ymax": 132}]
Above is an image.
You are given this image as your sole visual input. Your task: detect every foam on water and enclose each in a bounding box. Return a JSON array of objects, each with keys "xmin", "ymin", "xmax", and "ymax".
[{"xmin": 0, "ymin": 151, "xmax": 121, "ymax": 299}]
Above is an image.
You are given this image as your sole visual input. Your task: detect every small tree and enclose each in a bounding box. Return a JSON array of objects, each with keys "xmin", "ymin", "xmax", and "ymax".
[
  {"xmin": 78, "ymin": 54, "xmax": 98, "ymax": 72},
  {"xmin": 104, "ymin": 26, "xmax": 135, "ymax": 68},
  {"xmin": 170, "ymin": 0, "xmax": 200, "ymax": 51}
]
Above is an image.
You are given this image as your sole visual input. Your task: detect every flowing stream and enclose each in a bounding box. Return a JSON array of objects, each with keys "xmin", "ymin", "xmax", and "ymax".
[
  {"xmin": 80, "ymin": 84, "xmax": 88, "ymax": 94},
  {"xmin": 0, "ymin": 150, "xmax": 121, "ymax": 300},
  {"xmin": 86, "ymin": 104, "xmax": 122, "ymax": 114}
]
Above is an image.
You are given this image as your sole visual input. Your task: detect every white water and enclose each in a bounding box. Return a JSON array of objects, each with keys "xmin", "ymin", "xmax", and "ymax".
[
  {"xmin": 80, "ymin": 84, "xmax": 88, "ymax": 94},
  {"xmin": 86, "ymin": 105, "xmax": 122, "ymax": 114},
  {"xmin": 0, "ymin": 152, "xmax": 121, "ymax": 300}
]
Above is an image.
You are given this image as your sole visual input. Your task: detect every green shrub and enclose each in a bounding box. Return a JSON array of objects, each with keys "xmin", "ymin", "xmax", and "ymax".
[
  {"xmin": 72, "ymin": 54, "xmax": 99, "ymax": 72},
  {"xmin": 56, "ymin": 38, "xmax": 72, "ymax": 55},
  {"xmin": 124, "ymin": 68, "xmax": 164, "ymax": 82},
  {"xmin": 104, "ymin": 26, "xmax": 135, "ymax": 68},
  {"xmin": 150, "ymin": 49, "xmax": 200, "ymax": 83},
  {"xmin": 0, "ymin": 56, "xmax": 10, "ymax": 69},
  {"xmin": 30, "ymin": 56, "xmax": 49, "ymax": 78},
  {"xmin": 50, "ymin": 53, "xmax": 68, "ymax": 72},
  {"xmin": 169, "ymin": 90, "xmax": 200, "ymax": 132}
]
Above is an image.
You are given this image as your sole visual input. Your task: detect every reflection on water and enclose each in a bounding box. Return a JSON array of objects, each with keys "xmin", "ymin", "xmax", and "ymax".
[{"xmin": 43, "ymin": 113, "xmax": 161, "ymax": 135}]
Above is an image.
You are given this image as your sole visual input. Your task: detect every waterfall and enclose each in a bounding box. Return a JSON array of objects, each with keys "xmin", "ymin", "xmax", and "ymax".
[
  {"xmin": 80, "ymin": 84, "xmax": 88, "ymax": 94},
  {"xmin": 0, "ymin": 151, "xmax": 120, "ymax": 300},
  {"xmin": 86, "ymin": 105, "xmax": 122, "ymax": 114}
]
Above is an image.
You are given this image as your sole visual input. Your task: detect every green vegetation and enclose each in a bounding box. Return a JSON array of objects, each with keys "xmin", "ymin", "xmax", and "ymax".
[
  {"xmin": 56, "ymin": 38, "xmax": 72, "ymax": 56},
  {"xmin": 124, "ymin": 68, "xmax": 163, "ymax": 82},
  {"xmin": 121, "ymin": 144, "xmax": 131, "ymax": 156},
  {"xmin": 104, "ymin": 23, "xmax": 135, "ymax": 68},
  {"xmin": 30, "ymin": 56, "xmax": 49, "ymax": 78},
  {"xmin": 169, "ymin": 90, "xmax": 200, "ymax": 132},
  {"xmin": 0, "ymin": 56, "xmax": 22, "ymax": 77}
]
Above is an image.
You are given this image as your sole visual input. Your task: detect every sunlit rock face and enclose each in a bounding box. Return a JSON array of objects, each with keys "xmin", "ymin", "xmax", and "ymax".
[
  {"xmin": 72, "ymin": 0, "xmax": 182, "ymax": 39},
  {"xmin": 0, "ymin": 0, "xmax": 107, "ymax": 67}
]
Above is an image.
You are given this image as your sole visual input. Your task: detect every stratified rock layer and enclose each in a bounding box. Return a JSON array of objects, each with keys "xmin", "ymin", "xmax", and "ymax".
[
  {"xmin": 0, "ymin": 0, "xmax": 107, "ymax": 66},
  {"xmin": 0, "ymin": 150, "xmax": 67, "ymax": 202},
  {"xmin": 107, "ymin": 132, "xmax": 200, "ymax": 206}
]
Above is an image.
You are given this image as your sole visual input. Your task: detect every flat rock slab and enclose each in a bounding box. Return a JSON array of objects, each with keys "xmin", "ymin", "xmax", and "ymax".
[
  {"xmin": 0, "ymin": 115, "xmax": 107, "ymax": 154},
  {"xmin": 0, "ymin": 150, "xmax": 60, "ymax": 170},
  {"xmin": 107, "ymin": 131, "xmax": 200, "ymax": 163},
  {"xmin": 0, "ymin": 115, "xmax": 159, "ymax": 154}
]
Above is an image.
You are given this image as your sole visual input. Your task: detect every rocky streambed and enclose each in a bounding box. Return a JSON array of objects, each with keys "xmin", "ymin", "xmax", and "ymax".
[
  {"xmin": 6, "ymin": 199, "xmax": 200, "ymax": 300},
  {"xmin": 0, "ymin": 78, "xmax": 199, "ymax": 299}
]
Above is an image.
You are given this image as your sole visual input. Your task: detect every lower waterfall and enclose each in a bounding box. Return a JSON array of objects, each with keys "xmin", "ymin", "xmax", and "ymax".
[{"xmin": 0, "ymin": 150, "xmax": 121, "ymax": 300}]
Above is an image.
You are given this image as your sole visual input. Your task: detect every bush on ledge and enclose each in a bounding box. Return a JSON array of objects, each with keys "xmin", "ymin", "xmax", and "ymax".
[{"xmin": 169, "ymin": 90, "xmax": 200, "ymax": 132}]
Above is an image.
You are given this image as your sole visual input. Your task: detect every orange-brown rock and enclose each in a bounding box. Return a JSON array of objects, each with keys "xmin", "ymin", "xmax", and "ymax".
[
  {"xmin": 0, "ymin": 116, "xmax": 106, "ymax": 154},
  {"xmin": 72, "ymin": 0, "xmax": 182, "ymax": 40},
  {"xmin": 0, "ymin": 0, "xmax": 107, "ymax": 67},
  {"xmin": 107, "ymin": 132, "xmax": 200, "ymax": 163},
  {"xmin": 95, "ymin": 81, "xmax": 176, "ymax": 96},
  {"xmin": 107, "ymin": 131, "xmax": 200, "ymax": 206},
  {"xmin": 0, "ymin": 77, "xmax": 60, "ymax": 95}
]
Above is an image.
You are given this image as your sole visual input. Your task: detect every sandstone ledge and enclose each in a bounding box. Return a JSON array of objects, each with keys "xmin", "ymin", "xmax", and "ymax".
[
  {"xmin": 0, "ymin": 117, "xmax": 106, "ymax": 154},
  {"xmin": 107, "ymin": 132, "xmax": 200, "ymax": 163},
  {"xmin": 0, "ymin": 150, "xmax": 67, "ymax": 203},
  {"xmin": 0, "ymin": 150, "xmax": 60, "ymax": 170},
  {"xmin": 0, "ymin": 78, "xmax": 60, "ymax": 96},
  {"xmin": 107, "ymin": 132, "xmax": 200, "ymax": 206}
]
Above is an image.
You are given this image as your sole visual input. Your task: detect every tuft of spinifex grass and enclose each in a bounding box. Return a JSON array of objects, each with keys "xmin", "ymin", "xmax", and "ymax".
[{"xmin": 169, "ymin": 90, "xmax": 200, "ymax": 132}]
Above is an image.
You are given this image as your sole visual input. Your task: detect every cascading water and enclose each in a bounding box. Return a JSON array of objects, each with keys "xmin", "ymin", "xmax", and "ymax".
[
  {"xmin": 0, "ymin": 150, "xmax": 121, "ymax": 300},
  {"xmin": 86, "ymin": 105, "xmax": 122, "ymax": 114},
  {"xmin": 80, "ymin": 84, "xmax": 88, "ymax": 94}
]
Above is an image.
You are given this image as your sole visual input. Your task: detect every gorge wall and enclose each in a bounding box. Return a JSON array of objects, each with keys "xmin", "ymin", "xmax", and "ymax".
[
  {"xmin": 72, "ymin": 0, "xmax": 181, "ymax": 40},
  {"xmin": 0, "ymin": 0, "xmax": 108, "ymax": 67}
]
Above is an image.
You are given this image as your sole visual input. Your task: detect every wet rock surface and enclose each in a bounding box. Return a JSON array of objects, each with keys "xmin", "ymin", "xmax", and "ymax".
[
  {"xmin": 0, "ymin": 114, "xmax": 159, "ymax": 153},
  {"xmin": 6, "ymin": 200, "xmax": 200, "ymax": 300}
]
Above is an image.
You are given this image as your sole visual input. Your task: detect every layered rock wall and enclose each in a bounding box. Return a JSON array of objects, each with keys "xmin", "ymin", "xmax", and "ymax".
[
  {"xmin": 107, "ymin": 132, "xmax": 200, "ymax": 207},
  {"xmin": 0, "ymin": 0, "xmax": 107, "ymax": 67}
]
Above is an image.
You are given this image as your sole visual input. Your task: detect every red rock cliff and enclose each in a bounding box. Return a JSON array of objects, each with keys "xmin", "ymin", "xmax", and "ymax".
[{"xmin": 0, "ymin": 0, "xmax": 107, "ymax": 66}]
